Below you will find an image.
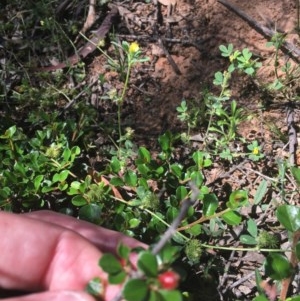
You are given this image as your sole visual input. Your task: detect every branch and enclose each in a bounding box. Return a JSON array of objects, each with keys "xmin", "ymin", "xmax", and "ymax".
[
  {"xmin": 38, "ymin": 6, "xmax": 119, "ymax": 71},
  {"xmin": 217, "ymin": 0, "xmax": 300, "ymax": 63},
  {"xmin": 287, "ymin": 106, "xmax": 297, "ymax": 166}
]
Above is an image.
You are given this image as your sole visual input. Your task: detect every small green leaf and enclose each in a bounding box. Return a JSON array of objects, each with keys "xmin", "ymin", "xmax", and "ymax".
[
  {"xmin": 265, "ymin": 253, "xmax": 294, "ymax": 280},
  {"xmin": 69, "ymin": 181, "xmax": 86, "ymax": 194},
  {"xmin": 276, "ymin": 205, "xmax": 300, "ymax": 232},
  {"xmin": 155, "ymin": 166, "xmax": 165, "ymax": 176},
  {"xmin": 58, "ymin": 182, "xmax": 68, "ymax": 191},
  {"xmin": 0, "ymin": 187, "xmax": 11, "ymax": 198},
  {"xmin": 222, "ymin": 210, "xmax": 242, "ymax": 226},
  {"xmin": 1, "ymin": 125, "xmax": 16, "ymax": 138},
  {"xmin": 213, "ymin": 71, "xmax": 224, "ymax": 86},
  {"xmin": 241, "ymin": 48, "xmax": 252, "ymax": 60},
  {"xmin": 227, "ymin": 190, "xmax": 248, "ymax": 209},
  {"xmin": 240, "ymin": 234, "xmax": 257, "ymax": 245},
  {"xmin": 110, "ymin": 177, "xmax": 124, "ymax": 186},
  {"xmin": 203, "ymin": 193, "xmax": 218, "ymax": 216},
  {"xmin": 71, "ymin": 195, "xmax": 87, "ymax": 206},
  {"xmin": 70, "ymin": 146, "xmax": 80, "ymax": 159},
  {"xmin": 245, "ymin": 67, "xmax": 255, "ymax": 75},
  {"xmin": 192, "ymin": 150, "xmax": 205, "ymax": 168},
  {"xmin": 137, "ymin": 164, "xmax": 150, "ymax": 176},
  {"xmin": 78, "ymin": 204, "xmax": 102, "ymax": 224},
  {"xmin": 109, "ymin": 270, "xmax": 126, "ymax": 284},
  {"xmin": 137, "ymin": 251, "xmax": 158, "ymax": 277},
  {"xmin": 122, "ymin": 279, "xmax": 149, "ymax": 301},
  {"xmin": 190, "ymin": 171, "xmax": 204, "ymax": 187},
  {"xmin": 110, "ymin": 156, "xmax": 121, "ymax": 173},
  {"xmin": 185, "ymin": 224, "xmax": 202, "ymax": 236},
  {"xmin": 172, "ymin": 232, "xmax": 187, "ymax": 245},
  {"xmin": 254, "ymin": 180, "xmax": 268, "ymax": 204},
  {"xmin": 34, "ymin": 175, "xmax": 44, "ymax": 191},
  {"xmin": 14, "ymin": 162, "xmax": 26, "ymax": 177},
  {"xmin": 99, "ymin": 254, "xmax": 123, "ymax": 274},
  {"xmin": 117, "ymin": 243, "xmax": 131, "ymax": 259},
  {"xmin": 167, "ymin": 207, "xmax": 179, "ymax": 223},
  {"xmin": 63, "ymin": 148, "xmax": 71, "ymax": 162},
  {"xmin": 158, "ymin": 289, "xmax": 182, "ymax": 301},
  {"xmin": 158, "ymin": 131, "xmax": 172, "ymax": 152},
  {"xmin": 291, "ymin": 167, "xmax": 300, "ymax": 187},
  {"xmin": 124, "ymin": 170, "xmax": 138, "ymax": 187},
  {"xmin": 158, "ymin": 244, "xmax": 181, "ymax": 264},
  {"xmin": 137, "ymin": 147, "xmax": 151, "ymax": 163},
  {"xmin": 176, "ymin": 186, "xmax": 187, "ymax": 201},
  {"xmin": 219, "ymin": 44, "xmax": 232, "ymax": 57},
  {"xmin": 171, "ymin": 164, "xmax": 183, "ymax": 178},
  {"xmin": 247, "ymin": 218, "xmax": 258, "ymax": 237},
  {"xmin": 129, "ymin": 218, "xmax": 140, "ymax": 228},
  {"xmin": 53, "ymin": 170, "xmax": 69, "ymax": 183}
]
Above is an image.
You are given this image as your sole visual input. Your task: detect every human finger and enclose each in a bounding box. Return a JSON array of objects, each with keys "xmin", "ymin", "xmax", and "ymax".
[
  {"xmin": 25, "ymin": 210, "xmax": 147, "ymax": 253},
  {"xmin": 0, "ymin": 211, "xmax": 119, "ymax": 300},
  {"xmin": 0, "ymin": 290, "xmax": 97, "ymax": 301}
]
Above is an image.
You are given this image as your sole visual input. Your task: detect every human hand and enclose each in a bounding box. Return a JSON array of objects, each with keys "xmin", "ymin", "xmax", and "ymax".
[{"xmin": 0, "ymin": 210, "xmax": 145, "ymax": 301}]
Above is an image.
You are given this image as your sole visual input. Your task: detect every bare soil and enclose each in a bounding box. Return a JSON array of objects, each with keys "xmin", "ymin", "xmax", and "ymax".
[{"xmin": 88, "ymin": 0, "xmax": 299, "ymax": 138}]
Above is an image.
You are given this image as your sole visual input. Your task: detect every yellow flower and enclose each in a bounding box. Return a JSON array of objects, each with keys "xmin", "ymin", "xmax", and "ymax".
[
  {"xmin": 252, "ymin": 147, "xmax": 259, "ymax": 155},
  {"xmin": 129, "ymin": 42, "xmax": 139, "ymax": 54}
]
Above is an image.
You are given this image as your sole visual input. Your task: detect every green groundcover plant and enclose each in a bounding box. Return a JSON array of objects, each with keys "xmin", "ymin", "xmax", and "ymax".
[{"xmin": 1, "ymin": 2, "xmax": 300, "ymax": 298}]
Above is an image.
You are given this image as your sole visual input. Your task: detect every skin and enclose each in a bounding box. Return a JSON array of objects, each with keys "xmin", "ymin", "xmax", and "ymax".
[{"xmin": 0, "ymin": 210, "xmax": 146, "ymax": 301}]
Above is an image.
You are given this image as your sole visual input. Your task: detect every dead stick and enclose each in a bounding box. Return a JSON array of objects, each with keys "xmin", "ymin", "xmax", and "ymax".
[
  {"xmin": 158, "ymin": 37, "xmax": 182, "ymax": 75},
  {"xmin": 217, "ymin": 0, "xmax": 300, "ymax": 63},
  {"xmin": 287, "ymin": 106, "xmax": 297, "ymax": 166},
  {"xmin": 37, "ymin": 6, "xmax": 119, "ymax": 71}
]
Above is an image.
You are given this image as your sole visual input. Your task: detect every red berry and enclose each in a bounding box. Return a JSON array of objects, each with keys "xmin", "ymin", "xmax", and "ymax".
[{"xmin": 158, "ymin": 271, "xmax": 180, "ymax": 290}]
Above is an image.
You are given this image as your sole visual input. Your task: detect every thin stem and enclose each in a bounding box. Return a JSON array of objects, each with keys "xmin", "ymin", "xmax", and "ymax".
[
  {"xmin": 199, "ymin": 243, "xmax": 290, "ymax": 253},
  {"xmin": 117, "ymin": 59, "xmax": 132, "ymax": 156},
  {"xmin": 177, "ymin": 207, "xmax": 231, "ymax": 231},
  {"xmin": 110, "ymin": 196, "xmax": 292, "ymax": 254}
]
